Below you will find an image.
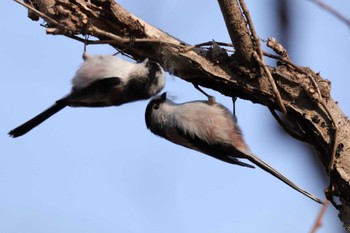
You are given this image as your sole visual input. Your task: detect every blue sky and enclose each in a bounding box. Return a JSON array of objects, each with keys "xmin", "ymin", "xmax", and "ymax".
[{"xmin": 1, "ymin": 0, "xmax": 349, "ymax": 232}]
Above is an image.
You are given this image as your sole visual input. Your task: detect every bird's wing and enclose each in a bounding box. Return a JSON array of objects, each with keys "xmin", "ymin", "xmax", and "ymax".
[
  {"xmin": 164, "ymin": 126, "xmax": 254, "ymax": 168},
  {"xmin": 59, "ymin": 77, "xmax": 124, "ymax": 107}
]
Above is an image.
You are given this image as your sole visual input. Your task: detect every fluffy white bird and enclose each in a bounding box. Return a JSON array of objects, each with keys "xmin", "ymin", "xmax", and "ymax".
[
  {"xmin": 9, "ymin": 54, "xmax": 165, "ymax": 137},
  {"xmin": 145, "ymin": 92, "xmax": 323, "ymax": 204}
]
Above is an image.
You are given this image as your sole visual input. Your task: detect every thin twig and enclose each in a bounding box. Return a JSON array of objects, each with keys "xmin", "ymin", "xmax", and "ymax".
[
  {"xmin": 238, "ymin": 0, "xmax": 263, "ymax": 60},
  {"xmin": 239, "ymin": 0, "xmax": 287, "ymax": 115},
  {"xmin": 268, "ymin": 107, "xmax": 308, "ymax": 142},
  {"xmin": 86, "ymin": 26, "xmax": 184, "ymax": 48},
  {"xmin": 310, "ymin": 0, "xmax": 350, "ymax": 28},
  {"xmin": 65, "ymin": 34, "xmax": 115, "ymax": 44},
  {"xmin": 253, "ymin": 53, "xmax": 287, "ymax": 114},
  {"xmin": 239, "ymin": 0, "xmax": 340, "ymax": 197},
  {"xmin": 309, "ymin": 200, "xmax": 330, "ymax": 233},
  {"xmin": 264, "ymin": 50, "xmax": 335, "ymax": 130},
  {"xmin": 265, "ymin": 49, "xmax": 339, "ymax": 199}
]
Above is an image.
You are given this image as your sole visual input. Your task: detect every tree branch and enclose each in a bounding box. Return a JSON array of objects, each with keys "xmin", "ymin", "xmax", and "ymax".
[{"xmin": 217, "ymin": 0, "xmax": 255, "ymax": 66}]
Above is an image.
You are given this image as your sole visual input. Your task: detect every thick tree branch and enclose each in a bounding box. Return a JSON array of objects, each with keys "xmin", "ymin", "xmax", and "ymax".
[
  {"xmin": 217, "ymin": 0, "xmax": 255, "ymax": 66},
  {"xmin": 15, "ymin": 0, "xmax": 350, "ymax": 230}
]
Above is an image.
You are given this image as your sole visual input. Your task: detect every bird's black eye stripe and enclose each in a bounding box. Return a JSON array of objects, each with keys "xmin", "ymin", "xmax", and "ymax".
[{"xmin": 153, "ymin": 103, "xmax": 160, "ymax": 110}]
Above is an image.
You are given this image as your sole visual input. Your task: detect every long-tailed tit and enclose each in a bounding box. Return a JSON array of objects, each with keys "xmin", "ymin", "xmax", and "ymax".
[
  {"xmin": 9, "ymin": 54, "xmax": 165, "ymax": 137},
  {"xmin": 145, "ymin": 92, "xmax": 322, "ymax": 204}
]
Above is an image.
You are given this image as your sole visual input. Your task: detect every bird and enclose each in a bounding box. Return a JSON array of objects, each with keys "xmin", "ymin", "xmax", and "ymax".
[
  {"xmin": 9, "ymin": 53, "xmax": 165, "ymax": 137},
  {"xmin": 145, "ymin": 92, "xmax": 323, "ymax": 204}
]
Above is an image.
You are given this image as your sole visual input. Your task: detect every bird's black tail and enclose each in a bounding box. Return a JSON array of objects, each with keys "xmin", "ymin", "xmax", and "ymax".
[
  {"xmin": 8, "ymin": 103, "xmax": 66, "ymax": 138},
  {"xmin": 246, "ymin": 152, "xmax": 323, "ymax": 204}
]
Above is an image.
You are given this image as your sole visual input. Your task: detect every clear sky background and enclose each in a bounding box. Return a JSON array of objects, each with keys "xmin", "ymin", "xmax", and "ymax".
[{"xmin": 1, "ymin": 0, "xmax": 350, "ymax": 232}]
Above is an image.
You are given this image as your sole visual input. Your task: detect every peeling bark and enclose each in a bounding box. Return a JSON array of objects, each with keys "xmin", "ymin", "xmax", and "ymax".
[{"xmin": 16, "ymin": 0, "xmax": 350, "ymax": 229}]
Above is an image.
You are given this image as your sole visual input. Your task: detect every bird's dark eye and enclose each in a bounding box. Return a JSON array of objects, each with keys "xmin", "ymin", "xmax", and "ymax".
[{"xmin": 153, "ymin": 103, "xmax": 160, "ymax": 110}]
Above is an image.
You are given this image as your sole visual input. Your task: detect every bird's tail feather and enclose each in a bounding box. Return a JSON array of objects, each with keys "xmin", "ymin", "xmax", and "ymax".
[
  {"xmin": 8, "ymin": 103, "xmax": 66, "ymax": 138},
  {"xmin": 247, "ymin": 153, "xmax": 323, "ymax": 204}
]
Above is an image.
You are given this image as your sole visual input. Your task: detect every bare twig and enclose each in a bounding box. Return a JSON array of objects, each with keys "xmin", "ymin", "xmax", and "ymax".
[
  {"xmin": 67, "ymin": 33, "xmax": 181, "ymax": 47},
  {"xmin": 265, "ymin": 40, "xmax": 339, "ymax": 201},
  {"xmin": 239, "ymin": 0, "xmax": 287, "ymax": 115},
  {"xmin": 309, "ymin": 200, "xmax": 330, "ymax": 233},
  {"xmin": 268, "ymin": 107, "xmax": 308, "ymax": 142},
  {"xmin": 253, "ymin": 53, "xmax": 287, "ymax": 114},
  {"xmin": 266, "ymin": 37, "xmax": 339, "ymax": 190},
  {"xmin": 310, "ymin": 0, "xmax": 350, "ymax": 28},
  {"xmin": 238, "ymin": 0, "xmax": 263, "ymax": 60}
]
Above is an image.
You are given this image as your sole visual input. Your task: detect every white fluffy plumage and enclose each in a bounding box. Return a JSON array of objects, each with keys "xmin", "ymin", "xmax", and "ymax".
[
  {"xmin": 145, "ymin": 93, "xmax": 323, "ymax": 204},
  {"xmin": 8, "ymin": 53, "xmax": 165, "ymax": 137},
  {"xmin": 72, "ymin": 54, "xmax": 151, "ymax": 89}
]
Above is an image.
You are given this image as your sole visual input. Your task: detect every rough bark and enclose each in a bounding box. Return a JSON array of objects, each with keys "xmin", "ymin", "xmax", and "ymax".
[
  {"xmin": 17, "ymin": 0, "xmax": 350, "ymax": 229},
  {"xmin": 217, "ymin": 0, "xmax": 255, "ymax": 66}
]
